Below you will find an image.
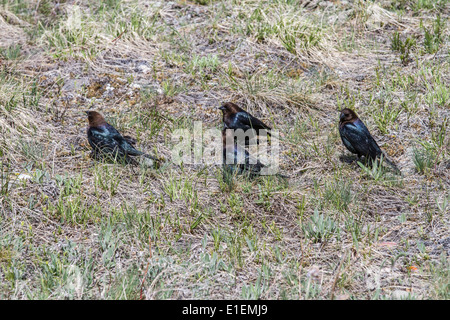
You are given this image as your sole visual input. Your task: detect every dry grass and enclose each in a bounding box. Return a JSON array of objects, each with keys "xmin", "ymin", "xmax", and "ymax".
[{"xmin": 0, "ymin": 0, "xmax": 449, "ymax": 299}]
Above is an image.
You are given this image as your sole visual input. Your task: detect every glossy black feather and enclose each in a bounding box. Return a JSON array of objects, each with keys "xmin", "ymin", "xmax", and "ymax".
[
  {"xmin": 339, "ymin": 108, "xmax": 400, "ymax": 173},
  {"xmin": 88, "ymin": 124, "xmax": 138, "ymax": 163},
  {"xmin": 227, "ymin": 111, "xmax": 271, "ymax": 132},
  {"xmin": 339, "ymin": 118, "xmax": 382, "ymax": 160},
  {"xmin": 219, "ymin": 102, "xmax": 271, "ymax": 136},
  {"xmin": 86, "ymin": 111, "xmax": 157, "ymax": 165}
]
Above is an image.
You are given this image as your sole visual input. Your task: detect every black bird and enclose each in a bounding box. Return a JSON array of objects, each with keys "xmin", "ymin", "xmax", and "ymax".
[
  {"xmin": 339, "ymin": 108, "xmax": 400, "ymax": 173},
  {"xmin": 222, "ymin": 128, "xmax": 265, "ymax": 177},
  {"xmin": 86, "ymin": 111, "xmax": 157, "ymax": 166},
  {"xmin": 218, "ymin": 102, "xmax": 271, "ymax": 135}
]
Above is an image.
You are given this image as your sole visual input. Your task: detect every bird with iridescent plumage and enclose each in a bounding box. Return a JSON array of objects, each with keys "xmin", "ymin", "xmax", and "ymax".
[
  {"xmin": 339, "ymin": 108, "xmax": 400, "ymax": 173},
  {"xmin": 86, "ymin": 111, "xmax": 157, "ymax": 166}
]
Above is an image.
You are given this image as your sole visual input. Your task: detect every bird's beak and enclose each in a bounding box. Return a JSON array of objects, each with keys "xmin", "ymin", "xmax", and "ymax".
[
  {"xmin": 218, "ymin": 106, "xmax": 225, "ymax": 111},
  {"xmin": 339, "ymin": 113, "xmax": 345, "ymax": 122}
]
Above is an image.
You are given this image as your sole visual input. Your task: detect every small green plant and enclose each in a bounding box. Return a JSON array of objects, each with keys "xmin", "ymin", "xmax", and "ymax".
[
  {"xmin": 18, "ymin": 138, "xmax": 44, "ymax": 163},
  {"xmin": 227, "ymin": 192, "xmax": 244, "ymax": 217},
  {"xmin": 219, "ymin": 166, "xmax": 237, "ymax": 192},
  {"xmin": 433, "ymin": 83, "xmax": 450, "ymax": 108},
  {"xmin": 323, "ymin": 180, "xmax": 353, "ymax": 212},
  {"xmin": 185, "ymin": 54, "xmax": 221, "ymax": 75},
  {"xmin": 4, "ymin": 95, "xmax": 18, "ymax": 113},
  {"xmin": 161, "ymin": 79, "xmax": 183, "ymax": 97},
  {"xmin": 93, "ymin": 163, "xmax": 122, "ymax": 197},
  {"xmin": 193, "ymin": 0, "xmax": 214, "ymax": 4},
  {"xmin": 162, "ymin": 171, "xmax": 197, "ymax": 204},
  {"xmin": 357, "ymin": 156, "xmax": 387, "ymax": 181},
  {"xmin": 422, "ymin": 15, "xmax": 444, "ymax": 54},
  {"xmin": 280, "ymin": 31, "xmax": 297, "ymax": 54},
  {"xmin": 430, "ymin": 253, "xmax": 450, "ymax": 299},
  {"xmin": 0, "ymin": 162, "xmax": 11, "ymax": 196},
  {"xmin": 390, "ymin": 32, "xmax": 416, "ymax": 65},
  {"xmin": 32, "ymin": 168, "xmax": 49, "ymax": 184},
  {"xmin": 372, "ymin": 99, "xmax": 402, "ymax": 134},
  {"xmin": 0, "ymin": 44, "xmax": 21, "ymax": 60},
  {"xmin": 436, "ymin": 194, "xmax": 449, "ymax": 214},
  {"xmin": 302, "ymin": 208, "xmax": 338, "ymax": 243},
  {"xmin": 241, "ymin": 265, "xmax": 271, "ymax": 299},
  {"xmin": 413, "ymin": 143, "xmax": 436, "ymax": 174},
  {"xmin": 431, "ymin": 117, "xmax": 448, "ymax": 150}
]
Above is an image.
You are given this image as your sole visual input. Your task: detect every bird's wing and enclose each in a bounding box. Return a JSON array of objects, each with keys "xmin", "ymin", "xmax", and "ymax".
[
  {"xmin": 342, "ymin": 122, "xmax": 381, "ymax": 158},
  {"xmin": 339, "ymin": 132, "xmax": 358, "ymax": 154},
  {"xmin": 105, "ymin": 124, "xmax": 144, "ymax": 156},
  {"xmin": 354, "ymin": 121, "xmax": 382, "ymax": 158},
  {"xmin": 122, "ymin": 135, "xmax": 137, "ymax": 145},
  {"xmin": 235, "ymin": 112, "xmax": 271, "ymax": 131},
  {"xmin": 89, "ymin": 127, "xmax": 121, "ymax": 152}
]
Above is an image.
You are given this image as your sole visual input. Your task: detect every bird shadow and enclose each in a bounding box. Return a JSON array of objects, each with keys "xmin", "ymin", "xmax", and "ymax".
[{"xmin": 339, "ymin": 154, "xmax": 361, "ymax": 165}]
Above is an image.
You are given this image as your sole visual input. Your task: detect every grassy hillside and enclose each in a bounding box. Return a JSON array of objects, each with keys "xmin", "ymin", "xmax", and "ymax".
[{"xmin": 0, "ymin": 0, "xmax": 448, "ymax": 299}]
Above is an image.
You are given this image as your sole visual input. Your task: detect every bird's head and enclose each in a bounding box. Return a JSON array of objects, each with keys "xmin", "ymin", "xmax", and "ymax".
[
  {"xmin": 86, "ymin": 110, "xmax": 107, "ymax": 127},
  {"xmin": 339, "ymin": 108, "xmax": 358, "ymax": 123},
  {"xmin": 218, "ymin": 102, "xmax": 241, "ymax": 115}
]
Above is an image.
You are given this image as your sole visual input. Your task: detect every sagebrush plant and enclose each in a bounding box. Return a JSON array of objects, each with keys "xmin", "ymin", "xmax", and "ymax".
[
  {"xmin": 301, "ymin": 208, "xmax": 339, "ymax": 243},
  {"xmin": 0, "ymin": 0, "xmax": 448, "ymax": 300}
]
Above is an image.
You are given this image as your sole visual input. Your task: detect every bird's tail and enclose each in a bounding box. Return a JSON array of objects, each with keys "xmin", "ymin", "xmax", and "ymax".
[
  {"xmin": 381, "ymin": 153, "xmax": 401, "ymax": 175},
  {"xmin": 127, "ymin": 153, "xmax": 160, "ymax": 168},
  {"xmin": 140, "ymin": 153, "xmax": 160, "ymax": 168},
  {"xmin": 143, "ymin": 153, "xmax": 159, "ymax": 161}
]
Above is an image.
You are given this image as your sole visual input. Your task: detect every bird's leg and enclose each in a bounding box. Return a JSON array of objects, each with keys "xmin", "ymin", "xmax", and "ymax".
[
  {"xmin": 355, "ymin": 154, "xmax": 364, "ymax": 166},
  {"xmin": 90, "ymin": 150, "xmax": 100, "ymax": 160}
]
